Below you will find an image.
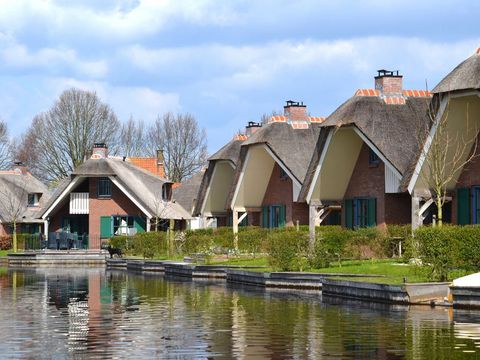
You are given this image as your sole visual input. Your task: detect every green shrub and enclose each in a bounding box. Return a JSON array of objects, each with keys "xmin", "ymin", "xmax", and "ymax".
[
  {"xmin": 238, "ymin": 226, "xmax": 269, "ymax": 256},
  {"xmin": 267, "ymin": 230, "xmax": 309, "ymax": 271},
  {"xmin": 414, "ymin": 226, "xmax": 459, "ymax": 281},
  {"xmin": 109, "ymin": 232, "xmax": 168, "ymax": 259}
]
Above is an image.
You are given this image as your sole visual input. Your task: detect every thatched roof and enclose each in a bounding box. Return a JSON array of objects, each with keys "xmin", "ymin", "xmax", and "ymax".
[
  {"xmin": 193, "ymin": 136, "xmax": 246, "ymax": 216},
  {"xmin": 208, "ymin": 138, "xmax": 244, "ymax": 165},
  {"xmin": 172, "ymin": 170, "xmax": 205, "ymax": 215},
  {"xmin": 241, "ymin": 122, "xmax": 322, "ymax": 183},
  {"xmin": 433, "ymin": 50, "xmax": 480, "ymax": 94},
  {"xmin": 0, "ymin": 172, "xmax": 50, "ymax": 223},
  {"xmin": 42, "ymin": 158, "xmax": 191, "ymax": 220},
  {"xmin": 299, "ymin": 93, "xmax": 431, "ymax": 201}
]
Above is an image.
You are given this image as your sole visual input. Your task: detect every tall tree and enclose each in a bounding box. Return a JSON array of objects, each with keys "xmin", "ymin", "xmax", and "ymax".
[
  {"xmin": 148, "ymin": 113, "xmax": 207, "ymax": 183},
  {"xmin": 0, "ymin": 177, "xmax": 28, "ymax": 252},
  {"xmin": 16, "ymin": 88, "xmax": 119, "ymax": 183},
  {"xmin": 117, "ymin": 116, "xmax": 148, "ymax": 157},
  {"xmin": 0, "ymin": 121, "xmax": 11, "ymax": 170},
  {"xmin": 415, "ymin": 98, "xmax": 479, "ymax": 227}
]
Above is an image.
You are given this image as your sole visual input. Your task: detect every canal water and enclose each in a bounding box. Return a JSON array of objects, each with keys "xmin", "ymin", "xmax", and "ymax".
[{"xmin": 1, "ymin": 268, "xmax": 480, "ymax": 359}]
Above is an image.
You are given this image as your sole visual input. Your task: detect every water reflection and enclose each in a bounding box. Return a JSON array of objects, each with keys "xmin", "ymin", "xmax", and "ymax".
[{"xmin": 0, "ymin": 267, "xmax": 479, "ymax": 359}]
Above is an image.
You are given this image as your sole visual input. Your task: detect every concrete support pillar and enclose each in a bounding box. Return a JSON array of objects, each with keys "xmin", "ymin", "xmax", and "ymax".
[
  {"xmin": 44, "ymin": 220, "xmax": 49, "ymax": 241},
  {"xmin": 146, "ymin": 217, "xmax": 151, "ymax": 232},
  {"xmin": 411, "ymin": 196, "xmax": 421, "ymax": 231}
]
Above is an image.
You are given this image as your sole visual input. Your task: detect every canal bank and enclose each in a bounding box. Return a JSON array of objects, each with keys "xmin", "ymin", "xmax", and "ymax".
[{"xmin": 104, "ymin": 260, "xmax": 453, "ymax": 305}]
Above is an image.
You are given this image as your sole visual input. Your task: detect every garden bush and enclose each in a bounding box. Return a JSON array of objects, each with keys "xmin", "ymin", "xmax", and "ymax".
[
  {"xmin": 414, "ymin": 225, "xmax": 480, "ymax": 281},
  {"xmin": 109, "ymin": 232, "xmax": 168, "ymax": 259},
  {"xmin": 267, "ymin": 229, "xmax": 309, "ymax": 271}
]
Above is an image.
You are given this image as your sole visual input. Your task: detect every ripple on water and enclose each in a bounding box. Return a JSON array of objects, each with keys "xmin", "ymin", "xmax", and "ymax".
[{"xmin": 0, "ymin": 268, "xmax": 479, "ymax": 358}]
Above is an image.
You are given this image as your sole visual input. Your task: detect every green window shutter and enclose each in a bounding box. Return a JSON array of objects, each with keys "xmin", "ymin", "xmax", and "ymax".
[
  {"xmin": 279, "ymin": 205, "xmax": 286, "ymax": 228},
  {"xmin": 345, "ymin": 199, "xmax": 353, "ymax": 229},
  {"xmin": 457, "ymin": 188, "xmax": 471, "ymax": 225},
  {"xmin": 134, "ymin": 216, "xmax": 146, "ymax": 233},
  {"xmin": 262, "ymin": 206, "xmax": 268, "ymax": 228},
  {"xmin": 367, "ymin": 198, "xmax": 377, "ymax": 227},
  {"xmin": 100, "ymin": 216, "xmax": 112, "ymax": 238}
]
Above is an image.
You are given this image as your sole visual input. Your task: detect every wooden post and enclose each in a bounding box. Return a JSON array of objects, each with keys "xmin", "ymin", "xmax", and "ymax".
[
  {"xmin": 169, "ymin": 219, "xmax": 174, "ymax": 257},
  {"xmin": 232, "ymin": 210, "xmax": 239, "ymax": 251}
]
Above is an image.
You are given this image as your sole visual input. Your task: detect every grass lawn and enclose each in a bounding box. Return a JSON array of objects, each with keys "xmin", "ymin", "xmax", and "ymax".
[
  {"xmin": 0, "ymin": 250, "xmax": 12, "ymax": 257},
  {"xmin": 209, "ymin": 256, "xmax": 472, "ymax": 285}
]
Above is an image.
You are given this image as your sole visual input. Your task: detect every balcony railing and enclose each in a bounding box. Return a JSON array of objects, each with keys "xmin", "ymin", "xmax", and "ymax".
[
  {"xmin": 47, "ymin": 232, "xmax": 89, "ymax": 250},
  {"xmin": 70, "ymin": 193, "xmax": 89, "ymax": 214}
]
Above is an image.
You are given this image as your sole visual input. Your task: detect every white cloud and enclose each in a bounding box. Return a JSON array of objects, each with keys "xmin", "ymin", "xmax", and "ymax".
[
  {"xmin": 0, "ymin": 0, "xmax": 240, "ymax": 41},
  {"xmin": 121, "ymin": 37, "xmax": 480, "ymax": 92},
  {"xmin": 0, "ymin": 33, "xmax": 108, "ymax": 78},
  {"xmin": 45, "ymin": 78, "xmax": 180, "ymax": 122}
]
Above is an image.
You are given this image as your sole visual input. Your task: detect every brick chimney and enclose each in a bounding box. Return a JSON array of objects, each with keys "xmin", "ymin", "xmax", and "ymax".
[
  {"xmin": 284, "ymin": 100, "xmax": 308, "ymax": 121},
  {"xmin": 91, "ymin": 143, "xmax": 108, "ymax": 159},
  {"xmin": 12, "ymin": 161, "xmax": 28, "ymax": 175},
  {"xmin": 245, "ymin": 121, "xmax": 262, "ymax": 136},
  {"xmin": 375, "ymin": 70, "xmax": 403, "ymax": 95},
  {"xmin": 156, "ymin": 149, "xmax": 166, "ymax": 177}
]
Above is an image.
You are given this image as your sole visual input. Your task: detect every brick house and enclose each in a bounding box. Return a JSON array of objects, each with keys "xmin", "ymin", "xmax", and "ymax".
[
  {"xmin": 0, "ymin": 162, "xmax": 50, "ymax": 236},
  {"xmin": 409, "ymin": 48, "xmax": 480, "ymax": 228},
  {"xmin": 40, "ymin": 143, "xmax": 190, "ymax": 250},
  {"xmin": 194, "ymin": 127, "xmax": 254, "ymax": 227},
  {"xmin": 228, "ymin": 101, "xmax": 324, "ymax": 233},
  {"xmin": 300, "ymin": 70, "xmax": 431, "ymax": 237}
]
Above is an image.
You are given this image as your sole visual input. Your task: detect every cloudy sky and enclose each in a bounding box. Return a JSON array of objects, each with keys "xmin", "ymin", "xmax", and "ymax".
[{"xmin": 0, "ymin": 0, "xmax": 479, "ymax": 152}]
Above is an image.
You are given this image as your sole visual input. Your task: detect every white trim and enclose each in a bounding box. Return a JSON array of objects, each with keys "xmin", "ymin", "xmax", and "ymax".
[
  {"xmin": 306, "ymin": 130, "xmax": 333, "ymax": 203},
  {"xmin": 238, "ymin": 212, "xmax": 248, "ymax": 223},
  {"xmin": 42, "ymin": 177, "xmax": 81, "ymax": 219},
  {"xmin": 231, "ymin": 151, "xmax": 250, "ymax": 210},
  {"xmin": 200, "ymin": 163, "xmax": 218, "ymax": 215},
  {"xmin": 407, "ymin": 95, "xmax": 449, "ymax": 194},
  {"xmin": 263, "ymin": 144, "xmax": 302, "ymax": 201},
  {"xmin": 353, "ymin": 126, "xmax": 402, "ymax": 180},
  {"xmin": 109, "ymin": 176, "xmax": 153, "ymax": 218}
]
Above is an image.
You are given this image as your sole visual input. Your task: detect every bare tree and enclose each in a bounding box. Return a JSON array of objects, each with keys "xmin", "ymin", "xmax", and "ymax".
[
  {"xmin": 15, "ymin": 88, "xmax": 120, "ymax": 183},
  {"xmin": 117, "ymin": 116, "xmax": 149, "ymax": 157},
  {"xmin": 148, "ymin": 113, "xmax": 207, "ymax": 183},
  {"xmin": 0, "ymin": 177, "xmax": 28, "ymax": 252},
  {"xmin": 416, "ymin": 98, "xmax": 479, "ymax": 226},
  {"xmin": 0, "ymin": 121, "xmax": 11, "ymax": 170}
]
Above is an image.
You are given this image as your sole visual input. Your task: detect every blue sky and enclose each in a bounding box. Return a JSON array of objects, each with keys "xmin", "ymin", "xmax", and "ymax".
[{"xmin": 0, "ymin": 0, "xmax": 479, "ymax": 153}]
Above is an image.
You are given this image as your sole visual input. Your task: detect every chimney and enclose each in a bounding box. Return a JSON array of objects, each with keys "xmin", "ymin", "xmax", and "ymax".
[
  {"xmin": 91, "ymin": 142, "xmax": 108, "ymax": 159},
  {"xmin": 12, "ymin": 161, "xmax": 28, "ymax": 175},
  {"xmin": 284, "ymin": 100, "xmax": 308, "ymax": 121},
  {"xmin": 375, "ymin": 69, "xmax": 403, "ymax": 95},
  {"xmin": 245, "ymin": 121, "xmax": 262, "ymax": 136},
  {"xmin": 156, "ymin": 149, "xmax": 166, "ymax": 177}
]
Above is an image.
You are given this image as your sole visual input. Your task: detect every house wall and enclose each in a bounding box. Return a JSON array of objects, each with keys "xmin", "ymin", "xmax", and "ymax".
[
  {"xmin": 89, "ymin": 178, "xmax": 144, "ymax": 248},
  {"xmin": 384, "ymin": 193, "xmax": 411, "ymax": 225},
  {"xmin": 451, "ymin": 139, "xmax": 480, "ymax": 224},
  {"xmin": 262, "ymin": 163, "xmax": 308, "ymax": 226},
  {"xmin": 343, "ymin": 143, "xmax": 387, "ymax": 227}
]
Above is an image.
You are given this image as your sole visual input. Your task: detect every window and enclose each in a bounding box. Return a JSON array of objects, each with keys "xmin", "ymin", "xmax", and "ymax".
[
  {"xmin": 162, "ymin": 183, "xmax": 172, "ymax": 201},
  {"xmin": 279, "ymin": 167, "xmax": 289, "ymax": 180},
  {"xmin": 345, "ymin": 198, "xmax": 376, "ymax": 229},
  {"xmin": 113, "ymin": 216, "xmax": 135, "ymax": 236},
  {"xmin": 98, "ymin": 178, "xmax": 112, "ymax": 198},
  {"xmin": 28, "ymin": 193, "xmax": 39, "ymax": 207},
  {"xmin": 355, "ymin": 199, "xmax": 369, "ymax": 228},
  {"xmin": 473, "ymin": 187, "xmax": 480, "ymax": 224},
  {"xmin": 262, "ymin": 205, "xmax": 286, "ymax": 228},
  {"xmin": 369, "ymin": 148, "xmax": 380, "ymax": 167}
]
